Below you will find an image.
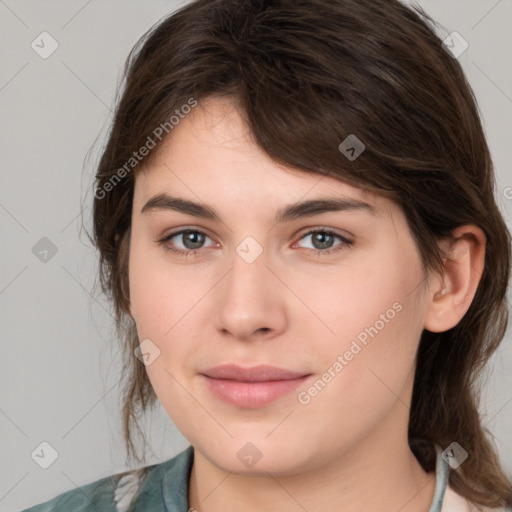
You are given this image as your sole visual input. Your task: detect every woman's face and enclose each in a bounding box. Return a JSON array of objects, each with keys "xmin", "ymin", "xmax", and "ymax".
[{"xmin": 128, "ymin": 96, "xmax": 431, "ymax": 475}]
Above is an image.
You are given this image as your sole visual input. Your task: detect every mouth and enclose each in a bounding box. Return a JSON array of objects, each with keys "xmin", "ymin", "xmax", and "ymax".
[{"xmin": 199, "ymin": 364, "xmax": 312, "ymax": 408}]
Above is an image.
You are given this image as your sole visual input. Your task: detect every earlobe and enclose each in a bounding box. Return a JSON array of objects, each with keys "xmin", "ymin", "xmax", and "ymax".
[{"xmin": 424, "ymin": 225, "xmax": 486, "ymax": 333}]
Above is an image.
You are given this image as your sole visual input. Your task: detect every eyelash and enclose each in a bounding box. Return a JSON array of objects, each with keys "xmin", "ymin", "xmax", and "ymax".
[{"xmin": 157, "ymin": 228, "xmax": 353, "ymax": 258}]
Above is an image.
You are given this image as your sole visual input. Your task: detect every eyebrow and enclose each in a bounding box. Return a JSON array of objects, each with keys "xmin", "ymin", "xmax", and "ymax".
[{"xmin": 140, "ymin": 193, "xmax": 376, "ymax": 222}]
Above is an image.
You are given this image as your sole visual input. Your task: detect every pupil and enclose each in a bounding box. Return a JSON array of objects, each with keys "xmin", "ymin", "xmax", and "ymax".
[
  {"xmin": 184, "ymin": 231, "xmax": 204, "ymax": 249},
  {"xmin": 314, "ymin": 232, "xmax": 333, "ymax": 249}
]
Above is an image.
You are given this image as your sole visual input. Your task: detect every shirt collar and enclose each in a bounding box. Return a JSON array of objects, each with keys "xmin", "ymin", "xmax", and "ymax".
[
  {"xmin": 429, "ymin": 444, "xmax": 450, "ymax": 512},
  {"xmin": 161, "ymin": 444, "xmax": 195, "ymax": 511}
]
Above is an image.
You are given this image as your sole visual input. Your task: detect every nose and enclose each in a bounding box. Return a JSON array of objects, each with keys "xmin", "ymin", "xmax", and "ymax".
[{"xmin": 211, "ymin": 242, "xmax": 288, "ymax": 342}]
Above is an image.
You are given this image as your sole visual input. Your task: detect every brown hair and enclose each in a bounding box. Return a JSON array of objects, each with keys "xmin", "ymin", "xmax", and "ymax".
[{"xmin": 88, "ymin": 0, "xmax": 512, "ymax": 507}]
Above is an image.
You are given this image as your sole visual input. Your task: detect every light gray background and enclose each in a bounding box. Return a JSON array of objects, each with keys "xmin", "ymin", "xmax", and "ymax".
[{"xmin": 1, "ymin": 1, "xmax": 511, "ymax": 511}]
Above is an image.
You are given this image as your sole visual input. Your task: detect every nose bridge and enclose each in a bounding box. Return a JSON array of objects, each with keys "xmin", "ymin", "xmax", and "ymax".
[
  {"xmin": 212, "ymin": 235, "xmax": 286, "ymax": 339},
  {"xmin": 226, "ymin": 235, "xmax": 270, "ymax": 301}
]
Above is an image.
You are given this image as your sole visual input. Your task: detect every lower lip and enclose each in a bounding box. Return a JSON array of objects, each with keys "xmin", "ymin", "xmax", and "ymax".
[{"xmin": 201, "ymin": 375, "xmax": 311, "ymax": 408}]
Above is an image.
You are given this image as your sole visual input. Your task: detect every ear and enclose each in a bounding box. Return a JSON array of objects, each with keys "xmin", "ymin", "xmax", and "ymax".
[{"xmin": 424, "ymin": 225, "xmax": 486, "ymax": 333}]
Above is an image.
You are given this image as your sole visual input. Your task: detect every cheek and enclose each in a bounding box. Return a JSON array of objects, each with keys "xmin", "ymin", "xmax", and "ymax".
[
  {"xmin": 128, "ymin": 235, "xmax": 205, "ymax": 337},
  {"xmin": 128, "ymin": 252, "xmax": 197, "ymax": 422},
  {"xmin": 128, "ymin": 237, "xmax": 211, "ymax": 395},
  {"xmin": 289, "ymin": 245, "xmax": 422, "ymax": 350},
  {"xmin": 294, "ymin": 277, "xmax": 424, "ymax": 446},
  {"xmin": 293, "ymin": 243, "xmax": 425, "ymax": 399}
]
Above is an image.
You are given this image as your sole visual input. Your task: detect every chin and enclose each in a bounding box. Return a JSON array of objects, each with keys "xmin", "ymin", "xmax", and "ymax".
[{"xmin": 195, "ymin": 437, "xmax": 317, "ymax": 477}]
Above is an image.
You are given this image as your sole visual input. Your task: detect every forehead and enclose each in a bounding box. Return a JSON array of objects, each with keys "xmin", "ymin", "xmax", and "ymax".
[{"xmin": 133, "ymin": 97, "xmax": 392, "ymax": 217}]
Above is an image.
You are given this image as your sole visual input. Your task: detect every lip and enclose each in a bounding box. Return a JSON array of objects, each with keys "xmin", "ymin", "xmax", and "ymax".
[
  {"xmin": 200, "ymin": 364, "xmax": 311, "ymax": 408},
  {"xmin": 201, "ymin": 364, "xmax": 309, "ymax": 382}
]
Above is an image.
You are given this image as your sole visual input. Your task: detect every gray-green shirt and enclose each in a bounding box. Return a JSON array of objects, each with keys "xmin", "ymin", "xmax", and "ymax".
[{"xmin": 19, "ymin": 444, "xmax": 457, "ymax": 512}]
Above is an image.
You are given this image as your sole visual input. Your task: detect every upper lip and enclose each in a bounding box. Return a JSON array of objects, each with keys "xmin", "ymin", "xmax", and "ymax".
[{"xmin": 200, "ymin": 364, "xmax": 310, "ymax": 382}]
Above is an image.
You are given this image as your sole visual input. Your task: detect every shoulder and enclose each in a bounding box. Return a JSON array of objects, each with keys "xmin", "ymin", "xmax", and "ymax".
[
  {"xmin": 20, "ymin": 467, "xmax": 147, "ymax": 512},
  {"xmin": 20, "ymin": 446, "xmax": 194, "ymax": 512},
  {"xmin": 442, "ymin": 484, "xmax": 511, "ymax": 512}
]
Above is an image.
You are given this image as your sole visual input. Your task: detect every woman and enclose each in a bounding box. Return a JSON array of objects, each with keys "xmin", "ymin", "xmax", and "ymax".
[{"xmin": 22, "ymin": 0, "xmax": 512, "ymax": 510}]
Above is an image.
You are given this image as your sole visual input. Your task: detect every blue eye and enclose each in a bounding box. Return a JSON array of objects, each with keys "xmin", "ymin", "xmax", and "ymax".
[
  {"xmin": 159, "ymin": 229, "xmax": 215, "ymax": 257},
  {"xmin": 296, "ymin": 229, "xmax": 353, "ymax": 255},
  {"xmin": 158, "ymin": 228, "xmax": 353, "ymax": 257}
]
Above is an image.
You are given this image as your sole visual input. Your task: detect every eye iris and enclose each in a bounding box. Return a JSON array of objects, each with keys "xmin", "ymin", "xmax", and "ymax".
[
  {"xmin": 312, "ymin": 232, "xmax": 334, "ymax": 250},
  {"xmin": 183, "ymin": 230, "xmax": 205, "ymax": 249}
]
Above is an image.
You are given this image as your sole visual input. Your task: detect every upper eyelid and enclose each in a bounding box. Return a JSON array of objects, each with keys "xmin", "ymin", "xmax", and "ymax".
[{"xmin": 303, "ymin": 230, "xmax": 349, "ymax": 238}]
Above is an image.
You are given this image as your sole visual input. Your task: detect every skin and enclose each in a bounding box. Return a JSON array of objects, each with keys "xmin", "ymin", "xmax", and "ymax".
[{"xmin": 128, "ymin": 96, "xmax": 485, "ymax": 512}]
